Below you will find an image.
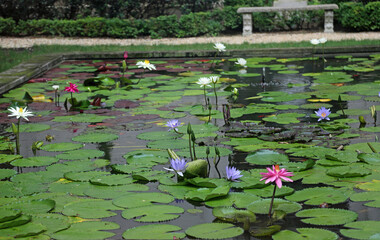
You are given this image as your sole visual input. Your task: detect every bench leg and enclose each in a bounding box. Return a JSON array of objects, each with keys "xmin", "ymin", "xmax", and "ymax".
[
  {"xmin": 324, "ymin": 10, "xmax": 334, "ymax": 33},
  {"xmin": 242, "ymin": 14, "xmax": 252, "ymax": 36}
]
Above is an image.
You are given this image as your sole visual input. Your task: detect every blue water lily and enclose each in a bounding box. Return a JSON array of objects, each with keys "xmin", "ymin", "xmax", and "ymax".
[
  {"xmin": 315, "ymin": 107, "xmax": 331, "ymax": 121},
  {"xmin": 164, "ymin": 158, "xmax": 188, "ymax": 177},
  {"xmin": 226, "ymin": 166, "xmax": 243, "ymax": 182}
]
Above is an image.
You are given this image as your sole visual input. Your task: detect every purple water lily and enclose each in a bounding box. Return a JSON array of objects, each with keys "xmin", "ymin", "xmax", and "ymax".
[
  {"xmin": 315, "ymin": 107, "xmax": 331, "ymax": 121},
  {"xmin": 165, "ymin": 119, "xmax": 181, "ymax": 132},
  {"xmin": 226, "ymin": 166, "xmax": 243, "ymax": 181},
  {"xmin": 163, "ymin": 158, "xmax": 188, "ymax": 177}
]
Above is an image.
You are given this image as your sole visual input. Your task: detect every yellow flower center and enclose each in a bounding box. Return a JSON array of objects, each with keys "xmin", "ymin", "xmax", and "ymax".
[
  {"xmin": 275, "ymin": 165, "xmax": 280, "ymax": 172},
  {"xmin": 321, "ymin": 113, "xmax": 326, "ymax": 118},
  {"xmin": 19, "ymin": 108, "xmax": 23, "ymax": 113},
  {"xmin": 144, "ymin": 60, "xmax": 150, "ymax": 64}
]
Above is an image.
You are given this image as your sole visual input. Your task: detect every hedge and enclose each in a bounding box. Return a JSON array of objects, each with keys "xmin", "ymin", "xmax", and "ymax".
[{"xmin": 0, "ymin": 2, "xmax": 378, "ymax": 38}]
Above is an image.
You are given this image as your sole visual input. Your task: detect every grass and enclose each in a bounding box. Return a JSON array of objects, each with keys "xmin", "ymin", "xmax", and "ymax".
[{"xmin": 1, "ymin": 39, "xmax": 379, "ymax": 73}]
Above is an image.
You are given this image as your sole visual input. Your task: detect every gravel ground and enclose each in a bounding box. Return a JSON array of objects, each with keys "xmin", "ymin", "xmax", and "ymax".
[{"xmin": 1, "ymin": 31, "xmax": 380, "ymax": 49}]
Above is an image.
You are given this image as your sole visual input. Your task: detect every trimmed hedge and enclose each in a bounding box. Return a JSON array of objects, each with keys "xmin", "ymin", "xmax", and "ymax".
[
  {"xmin": 338, "ymin": 1, "xmax": 380, "ymax": 31},
  {"xmin": 0, "ymin": 2, "xmax": 378, "ymax": 38}
]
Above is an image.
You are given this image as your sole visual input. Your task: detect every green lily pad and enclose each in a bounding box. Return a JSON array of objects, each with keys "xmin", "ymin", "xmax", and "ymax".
[
  {"xmin": 245, "ymin": 185, "xmax": 294, "ymax": 198},
  {"xmin": 358, "ymin": 153, "xmax": 380, "ymax": 165},
  {"xmin": 72, "ymin": 133, "xmax": 119, "ymax": 143},
  {"xmin": 341, "ymin": 221, "xmax": 380, "ymax": 240},
  {"xmin": 0, "ymin": 214, "xmax": 31, "ymax": 229},
  {"xmin": 296, "ymin": 208, "xmax": 358, "ymax": 225},
  {"xmin": 41, "ymin": 142, "xmax": 84, "ymax": 152},
  {"xmin": 62, "ymin": 199, "xmax": 121, "ymax": 219},
  {"xmin": 312, "ymin": 72, "xmax": 353, "ymax": 84},
  {"xmin": 356, "ymin": 180, "xmax": 380, "ymax": 191},
  {"xmin": 30, "ymin": 213, "xmax": 70, "ymax": 235},
  {"xmin": 247, "ymin": 198, "xmax": 302, "ymax": 214},
  {"xmin": 212, "ymin": 207, "xmax": 256, "ymax": 223},
  {"xmin": 147, "ymin": 139, "xmax": 188, "ymax": 149},
  {"xmin": 0, "ymin": 169, "xmax": 17, "ymax": 180},
  {"xmin": 123, "ymin": 224, "xmax": 185, "ymax": 240},
  {"xmin": 245, "ymin": 150, "xmax": 289, "ymax": 165},
  {"xmin": 185, "ymin": 223, "xmax": 243, "ymax": 239},
  {"xmin": 336, "ymin": 109, "xmax": 370, "ymax": 116},
  {"xmin": 346, "ymin": 142, "xmax": 380, "ymax": 153},
  {"xmin": 285, "ymin": 187, "xmax": 350, "ymax": 205},
  {"xmin": 51, "ymin": 221, "xmax": 119, "ymax": 240},
  {"xmin": 49, "ymin": 181, "xmax": 91, "ymax": 196},
  {"xmin": 185, "ymin": 185, "xmax": 230, "ymax": 202},
  {"xmin": 84, "ymin": 184, "xmax": 149, "ymax": 199},
  {"xmin": 205, "ymin": 192, "xmax": 261, "ymax": 208},
  {"xmin": 0, "ymin": 222, "xmax": 46, "ymax": 238},
  {"xmin": 300, "ymin": 103, "xmax": 333, "ymax": 109},
  {"xmin": 263, "ymin": 113, "xmax": 305, "ymax": 124},
  {"xmin": 351, "ymin": 192, "xmax": 380, "ymax": 208},
  {"xmin": 56, "ymin": 149, "xmax": 104, "ymax": 160},
  {"xmin": 361, "ymin": 127, "xmax": 380, "ymax": 133},
  {"xmin": 0, "ymin": 209, "xmax": 21, "ymax": 223},
  {"xmin": 122, "ymin": 205, "xmax": 184, "ymax": 222},
  {"xmin": 53, "ymin": 114, "xmax": 114, "ymax": 123},
  {"xmin": 90, "ymin": 174, "xmax": 134, "ymax": 186},
  {"xmin": 137, "ymin": 131, "xmax": 180, "ymax": 141},
  {"xmin": 6, "ymin": 123, "xmax": 50, "ymax": 133},
  {"xmin": 0, "ymin": 154, "xmax": 22, "ymax": 164},
  {"xmin": 46, "ymin": 159, "xmax": 109, "ymax": 173},
  {"xmin": 158, "ymin": 185, "xmax": 197, "ymax": 199},
  {"xmin": 11, "ymin": 156, "xmax": 59, "ymax": 167},
  {"xmin": 2, "ymin": 199, "xmax": 55, "ymax": 214},
  {"xmin": 273, "ymin": 228, "xmax": 339, "ymax": 240},
  {"xmin": 113, "ymin": 192, "xmax": 174, "ymax": 208},
  {"xmin": 326, "ymin": 164, "xmax": 371, "ymax": 178},
  {"xmin": 64, "ymin": 171, "xmax": 109, "ymax": 182}
]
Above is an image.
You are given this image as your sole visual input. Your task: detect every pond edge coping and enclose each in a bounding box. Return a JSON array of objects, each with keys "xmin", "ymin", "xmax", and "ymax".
[{"xmin": 1, "ymin": 45, "xmax": 379, "ymax": 95}]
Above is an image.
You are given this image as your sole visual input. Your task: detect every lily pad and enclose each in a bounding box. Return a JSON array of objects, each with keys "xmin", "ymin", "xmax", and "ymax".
[
  {"xmin": 123, "ymin": 224, "xmax": 185, "ymax": 240},
  {"xmin": 247, "ymin": 198, "xmax": 302, "ymax": 215},
  {"xmin": 64, "ymin": 171, "xmax": 109, "ymax": 182},
  {"xmin": 0, "ymin": 209, "xmax": 21, "ymax": 223},
  {"xmin": 113, "ymin": 192, "xmax": 174, "ymax": 208},
  {"xmin": 285, "ymin": 187, "xmax": 350, "ymax": 205},
  {"xmin": 0, "ymin": 222, "xmax": 46, "ymax": 238},
  {"xmin": 245, "ymin": 150, "xmax": 289, "ymax": 165},
  {"xmin": 84, "ymin": 184, "xmax": 149, "ymax": 199},
  {"xmin": 263, "ymin": 113, "xmax": 305, "ymax": 124},
  {"xmin": 205, "ymin": 192, "xmax": 261, "ymax": 208},
  {"xmin": 341, "ymin": 221, "xmax": 380, "ymax": 240},
  {"xmin": 326, "ymin": 164, "xmax": 371, "ymax": 178},
  {"xmin": 351, "ymin": 192, "xmax": 380, "ymax": 208},
  {"xmin": 212, "ymin": 207, "xmax": 256, "ymax": 223},
  {"xmin": 56, "ymin": 149, "xmax": 104, "ymax": 160},
  {"xmin": 62, "ymin": 199, "xmax": 121, "ymax": 219},
  {"xmin": 185, "ymin": 223, "xmax": 244, "ymax": 239},
  {"xmin": 296, "ymin": 208, "xmax": 358, "ymax": 225},
  {"xmin": 185, "ymin": 185, "xmax": 230, "ymax": 202},
  {"xmin": 2, "ymin": 199, "xmax": 55, "ymax": 214},
  {"xmin": 273, "ymin": 228, "xmax": 339, "ymax": 240},
  {"xmin": 90, "ymin": 174, "xmax": 134, "ymax": 186},
  {"xmin": 0, "ymin": 169, "xmax": 17, "ymax": 180},
  {"xmin": 6, "ymin": 123, "xmax": 50, "ymax": 133},
  {"xmin": 41, "ymin": 142, "xmax": 84, "ymax": 152},
  {"xmin": 51, "ymin": 221, "xmax": 119, "ymax": 240},
  {"xmin": 245, "ymin": 185, "xmax": 294, "ymax": 198},
  {"xmin": 30, "ymin": 213, "xmax": 70, "ymax": 235},
  {"xmin": 121, "ymin": 205, "xmax": 184, "ymax": 222},
  {"xmin": 53, "ymin": 114, "xmax": 114, "ymax": 123},
  {"xmin": 11, "ymin": 156, "xmax": 59, "ymax": 167}
]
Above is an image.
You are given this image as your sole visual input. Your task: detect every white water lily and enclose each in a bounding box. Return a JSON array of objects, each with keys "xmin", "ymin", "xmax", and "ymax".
[
  {"xmin": 232, "ymin": 88, "xmax": 239, "ymax": 95},
  {"xmin": 209, "ymin": 76, "xmax": 219, "ymax": 84},
  {"xmin": 310, "ymin": 39, "xmax": 320, "ymax": 45},
  {"xmin": 196, "ymin": 77, "xmax": 212, "ymax": 88},
  {"xmin": 319, "ymin": 37, "xmax": 327, "ymax": 44},
  {"xmin": 235, "ymin": 58, "xmax": 247, "ymax": 68},
  {"xmin": 52, "ymin": 85, "xmax": 59, "ymax": 90},
  {"xmin": 136, "ymin": 60, "xmax": 156, "ymax": 70},
  {"xmin": 213, "ymin": 42, "xmax": 226, "ymax": 52},
  {"xmin": 8, "ymin": 106, "xmax": 34, "ymax": 121}
]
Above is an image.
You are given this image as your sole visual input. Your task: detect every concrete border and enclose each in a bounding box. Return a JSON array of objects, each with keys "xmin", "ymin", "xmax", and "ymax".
[{"xmin": 1, "ymin": 45, "xmax": 380, "ymax": 95}]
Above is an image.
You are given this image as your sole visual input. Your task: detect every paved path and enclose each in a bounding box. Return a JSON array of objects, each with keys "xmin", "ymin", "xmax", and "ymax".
[{"xmin": 1, "ymin": 31, "xmax": 380, "ymax": 48}]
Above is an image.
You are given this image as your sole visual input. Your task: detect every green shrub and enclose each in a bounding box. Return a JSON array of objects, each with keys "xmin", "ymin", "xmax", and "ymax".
[
  {"xmin": 0, "ymin": 18, "xmax": 16, "ymax": 35},
  {"xmin": 338, "ymin": 1, "xmax": 380, "ymax": 31}
]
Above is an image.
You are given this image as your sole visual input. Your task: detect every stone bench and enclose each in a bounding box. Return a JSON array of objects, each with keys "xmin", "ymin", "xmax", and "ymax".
[{"xmin": 237, "ymin": 0, "xmax": 339, "ymax": 36}]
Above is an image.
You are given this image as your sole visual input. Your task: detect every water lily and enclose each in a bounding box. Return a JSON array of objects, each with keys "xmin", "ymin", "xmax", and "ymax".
[
  {"xmin": 315, "ymin": 107, "xmax": 331, "ymax": 121},
  {"xmin": 52, "ymin": 85, "xmax": 59, "ymax": 105},
  {"xmin": 8, "ymin": 106, "xmax": 34, "ymax": 154},
  {"xmin": 209, "ymin": 76, "xmax": 219, "ymax": 84},
  {"xmin": 232, "ymin": 88, "xmax": 238, "ymax": 96},
  {"xmin": 310, "ymin": 39, "xmax": 320, "ymax": 45},
  {"xmin": 165, "ymin": 119, "xmax": 182, "ymax": 133},
  {"xmin": 209, "ymin": 76, "xmax": 219, "ymax": 109},
  {"xmin": 213, "ymin": 42, "xmax": 226, "ymax": 52},
  {"xmin": 319, "ymin": 37, "xmax": 327, "ymax": 44},
  {"xmin": 260, "ymin": 165, "xmax": 293, "ymax": 188},
  {"xmin": 8, "ymin": 106, "xmax": 34, "ymax": 121},
  {"xmin": 197, "ymin": 77, "xmax": 212, "ymax": 107},
  {"xmin": 52, "ymin": 85, "xmax": 59, "ymax": 90},
  {"xmin": 124, "ymin": 51, "xmax": 128, "ymax": 60},
  {"xmin": 163, "ymin": 158, "xmax": 188, "ymax": 177},
  {"xmin": 226, "ymin": 166, "xmax": 243, "ymax": 181},
  {"xmin": 235, "ymin": 58, "xmax": 247, "ymax": 68},
  {"xmin": 260, "ymin": 165, "xmax": 293, "ymax": 217},
  {"xmin": 64, "ymin": 83, "xmax": 79, "ymax": 93},
  {"xmin": 136, "ymin": 60, "xmax": 156, "ymax": 70}
]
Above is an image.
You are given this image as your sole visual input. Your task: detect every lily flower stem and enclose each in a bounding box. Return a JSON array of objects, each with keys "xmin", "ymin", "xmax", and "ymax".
[
  {"xmin": 213, "ymin": 83, "xmax": 218, "ymax": 110},
  {"xmin": 211, "ymin": 52, "xmax": 217, "ymax": 68},
  {"xmin": 192, "ymin": 141, "xmax": 197, "ymax": 160},
  {"xmin": 16, "ymin": 118, "xmax": 20, "ymax": 155},
  {"xmin": 206, "ymin": 155, "xmax": 210, "ymax": 176},
  {"xmin": 203, "ymin": 86, "xmax": 208, "ymax": 108},
  {"xmin": 70, "ymin": 92, "xmax": 74, "ymax": 107},
  {"xmin": 188, "ymin": 134, "xmax": 193, "ymax": 161},
  {"xmin": 268, "ymin": 184, "xmax": 277, "ymax": 218}
]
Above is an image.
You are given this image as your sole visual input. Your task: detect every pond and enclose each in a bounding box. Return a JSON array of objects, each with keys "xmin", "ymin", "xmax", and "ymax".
[{"xmin": 0, "ymin": 52, "xmax": 380, "ymax": 240}]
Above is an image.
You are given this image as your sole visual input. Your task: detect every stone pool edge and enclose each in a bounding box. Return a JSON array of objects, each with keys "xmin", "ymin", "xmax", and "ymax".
[{"xmin": 1, "ymin": 45, "xmax": 379, "ymax": 95}]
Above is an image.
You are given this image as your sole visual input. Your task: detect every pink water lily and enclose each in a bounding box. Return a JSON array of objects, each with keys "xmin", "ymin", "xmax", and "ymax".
[
  {"xmin": 260, "ymin": 165, "xmax": 293, "ymax": 188},
  {"xmin": 64, "ymin": 83, "xmax": 79, "ymax": 93},
  {"xmin": 124, "ymin": 51, "xmax": 128, "ymax": 60}
]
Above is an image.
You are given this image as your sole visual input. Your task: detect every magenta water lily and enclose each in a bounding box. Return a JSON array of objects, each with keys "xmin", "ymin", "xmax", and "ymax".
[
  {"xmin": 226, "ymin": 166, "xmax": 243, "ymax": 181},
  {"xmin": 315, "ymin": 107, "xmax": 331, "ymax": 121}
]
